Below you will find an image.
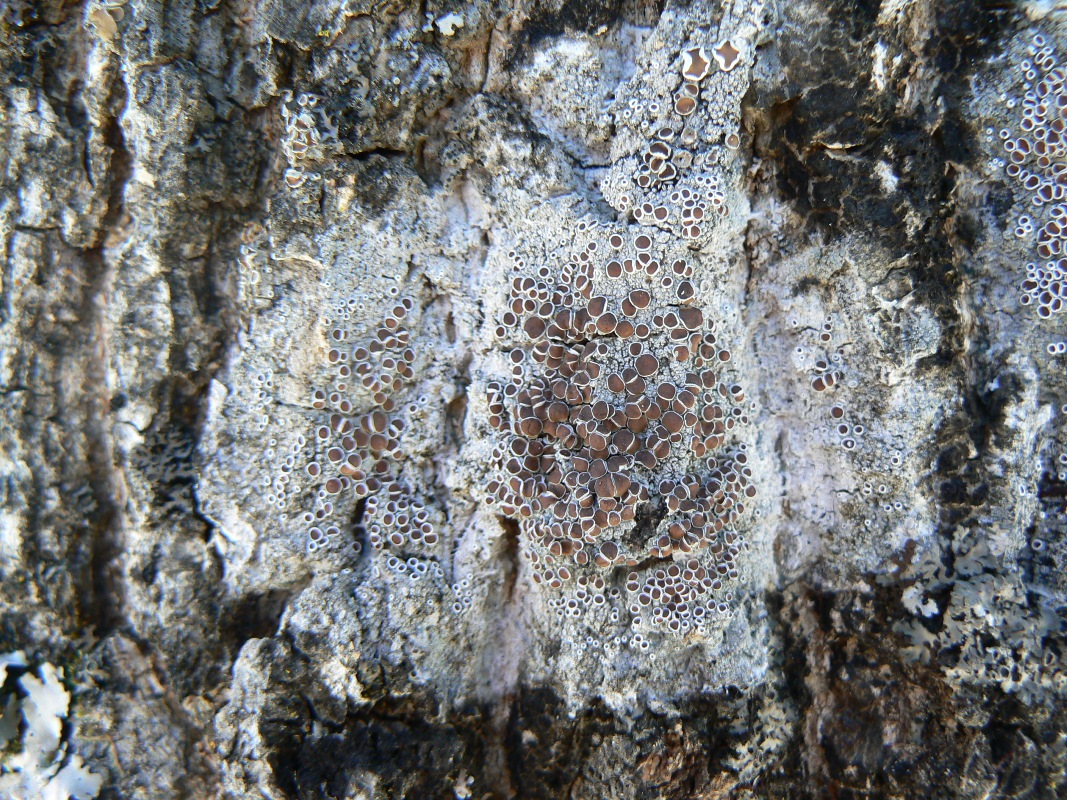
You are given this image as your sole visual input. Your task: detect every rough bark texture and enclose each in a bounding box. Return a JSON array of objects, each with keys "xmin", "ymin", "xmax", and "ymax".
[{"xmin": 2, "ymin": 0, "xmax": 1067, "ymax": 798}]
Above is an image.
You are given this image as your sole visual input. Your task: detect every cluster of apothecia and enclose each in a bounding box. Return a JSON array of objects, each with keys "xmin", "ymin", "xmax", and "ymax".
[
  {"xmin": 301, "ymin": 293, "xmax": 437, "ymax": 555},
  {"xmin": 485, "ymin": 220, "xmax": 756, "ymax": 636},
  {"xmin": 280, "ymin": 91, "xmax": 338, "ymax": 191},
  {"xmin": 998, "ymin": 34, "xmax": 1067, "ymax": 320},
  {"xmin": 674, "ymin": 42, "xmax": 742, "ymax": 117},
  {"xmin": 614, "ymin": 38, "xmax": 745, "ymax": 242}
]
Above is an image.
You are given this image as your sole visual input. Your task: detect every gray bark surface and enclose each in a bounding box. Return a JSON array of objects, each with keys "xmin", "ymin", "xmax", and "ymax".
[{"xmin": 1, "ymin": 1, "xmax": 1066, "ymax": 798}]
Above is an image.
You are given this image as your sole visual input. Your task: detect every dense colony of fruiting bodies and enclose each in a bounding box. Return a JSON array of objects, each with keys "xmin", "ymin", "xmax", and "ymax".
[
  {"xmin": 999, "ymin": 34, "xmax": 1067, "ymax": 320},
  {"xmin": 474, "ymin": 30, "xmax": 760, "ymax": 637},
  {"xmin": 485, "ymin": 222, "xmax": 756, "ymax": 636},
  {"xmin": 300, "ymin": 294, "xmax": 437, "ymax": 556},
  {"xmin": 234, "ymin": 220, "xmax": 439, "ymax": 560}
]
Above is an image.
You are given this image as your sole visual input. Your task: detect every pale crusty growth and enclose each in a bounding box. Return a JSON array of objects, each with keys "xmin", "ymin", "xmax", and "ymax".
[
  {"xmin": 895, "ymin": 528, "xmax": 1067, "ymax": 703},
  {"xmin": 886, "ymin": 27, "xmax": 1067, "ymax": 705},
  {"xmin": 0, "ymin": 657, "xmax": 103, "ymax": 799}
]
